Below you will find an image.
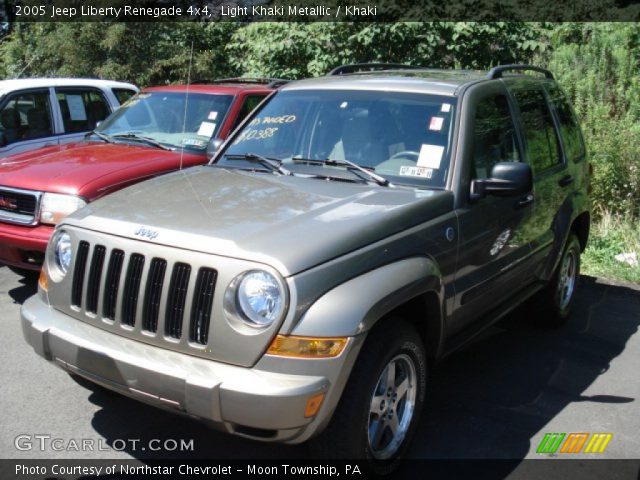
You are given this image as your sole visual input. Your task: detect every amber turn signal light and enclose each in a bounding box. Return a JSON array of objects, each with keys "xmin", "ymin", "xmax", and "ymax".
[
  {"xmin": 267, "ymin": 335, "xmax": 348, "ymax": 358},
  {"xmin": 38, "ymin": 268, "xmax": 48, "ymax": 292},
  {"xmin": 304, "ymin": 392, "xmax": 326, "ymax": 418}
]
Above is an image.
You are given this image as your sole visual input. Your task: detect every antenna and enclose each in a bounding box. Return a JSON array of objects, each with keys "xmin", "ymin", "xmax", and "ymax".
[{"xmin": 179, "ymin": 41, "xmax": 194, "ymax": 171}]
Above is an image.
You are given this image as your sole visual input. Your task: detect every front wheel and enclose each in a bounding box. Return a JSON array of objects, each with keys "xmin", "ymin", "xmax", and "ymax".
[{"xmin": 310, "ymin": 319, "xmax": 426, "ymax": 474}]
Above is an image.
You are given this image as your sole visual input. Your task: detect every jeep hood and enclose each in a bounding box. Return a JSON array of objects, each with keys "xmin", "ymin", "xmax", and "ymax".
[
  {"xmin": 0, "ymin": 141, "xmax": 202, "ymax": 198},
  {"xmin": 67, "ymin": 166, "xmax": 454, "ymax": 275}
]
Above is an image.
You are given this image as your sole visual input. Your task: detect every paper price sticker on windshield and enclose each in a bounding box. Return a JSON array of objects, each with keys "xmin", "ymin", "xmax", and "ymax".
[
  {"xmin": 399, "ymin": 166, "xmax": 433, "ymax": 179},
  {"xmin": 429, "ymin": 116, "xmax": 444, "ymax": 131},
  {"xmin": 197, "ymin": 122, "xmax": 216, "ymax": 137},
  {"xmin": 417, "ymin": 144, "xmax": 444, "ymax": 169}
]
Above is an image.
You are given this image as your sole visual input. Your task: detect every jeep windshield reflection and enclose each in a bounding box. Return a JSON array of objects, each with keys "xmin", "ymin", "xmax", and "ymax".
[
  {"xmin": 216, "ymin": 90, "xmax": 456, "ymax": 188},
  {"xmin": 93, "ymin": 92, "xmax": 233, "ymax": 151}
]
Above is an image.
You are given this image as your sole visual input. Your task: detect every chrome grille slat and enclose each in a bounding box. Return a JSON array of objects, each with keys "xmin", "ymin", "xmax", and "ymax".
[
  {"xmin": 85, "ymin": 245, "xmax": 106, "ymax": 315},
  {"xmin": 121, "ymin": 253, "xmax": 145, "ymax": 327},
  {"xmin": 142, "ymin": 258, "xmax": 167, "ymax": 333},
  {"xmin": 102, "ymin": 249, "xmax": 125, "ymax": 320},
  {"xmin": 190, "ymin": 268, "xmax": 217, "ymax": 345},
  {"xmin": 71, "ymin": 241, "xmax": 90, "ymax": 308},
  {"xmin": 165, "ymin": 262, "xmax": 191, "ymax": 339}
]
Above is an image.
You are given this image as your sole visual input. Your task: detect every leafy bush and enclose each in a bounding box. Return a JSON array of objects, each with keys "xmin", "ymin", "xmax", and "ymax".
[{"xmin": 540, "ymin": 23, "xmax": 640, "ymax": 219}]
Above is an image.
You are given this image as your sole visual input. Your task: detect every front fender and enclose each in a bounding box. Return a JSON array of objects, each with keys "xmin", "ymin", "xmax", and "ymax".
[{"xmin": 291, "ymin": 257, "xmax": 443, "ymax": 337}]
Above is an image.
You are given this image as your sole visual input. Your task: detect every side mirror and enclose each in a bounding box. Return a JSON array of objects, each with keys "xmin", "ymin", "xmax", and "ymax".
[
  {"xmin": 471, "ymin": 162, "xmax": 532, "ymax": 200},
  {"xmin": 206, "ymin": 137, "xmax": 224, "ymax": 161}
]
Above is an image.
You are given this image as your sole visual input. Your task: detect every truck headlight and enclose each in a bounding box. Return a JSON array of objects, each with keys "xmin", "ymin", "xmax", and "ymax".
[
  {"xmin": 40, "ymin": 193, "xmax": 87, "ymax": 225},
  {"xmin": 52, "ymin": 230, "xmax": 72, "ymax": 277},
  {"xmin": 235, "ymin": 270, "xmax": 285, "ymax": 327}
]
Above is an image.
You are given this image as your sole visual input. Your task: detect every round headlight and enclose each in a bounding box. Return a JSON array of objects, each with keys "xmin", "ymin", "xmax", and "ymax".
[
  {"xmin": 54, "ymin": 231, "xmax": 72, "ymax": 275},
  {"xmin": 236, "ymin": 271, "xmax": 284, "ymax": 327}
]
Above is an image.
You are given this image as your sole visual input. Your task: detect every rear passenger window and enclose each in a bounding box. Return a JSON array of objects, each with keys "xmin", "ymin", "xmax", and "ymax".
[
  {"xmin": 512, "ymin": 88, "xmax": 562, "ymax": 174},
  {"xmin": 471, "ymin": 94, "xmax": 520, "ymax": 179},
  {"xmin": 0, "ymin": 90, "xmax": 53, "ymax": 144},
  {"xmin": 546, "ymin": 84, "xmax": 586, "ymax": 162},
  {"xmin": 112, "ymin": 88, "xmax": 136, "ymax": 105},
  {"xmin": 56, "ymin": 88, "xmax": 110, "ymax": 133}
]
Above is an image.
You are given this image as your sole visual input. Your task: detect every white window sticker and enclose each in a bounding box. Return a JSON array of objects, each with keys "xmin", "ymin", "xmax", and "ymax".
[
  {"xmin": 417, "ymin": 144, "xmax": 444, "ymax": 169},
  {"xmin": 66, "ymin": 95, "xmax": 87, "ymax": 121},
  {"xmin": 441, "ymin": 103, "xmax": 452, "ymax": 113},
  {"xmin": 208, "ymin": 111, "xmax": 218, "ymax": 120},
  {"xmin": 182, "ymin": 138, "xmax": 206, "ymax": 147},
  {"xmin": 399, "ymin": 166, "xmax": 434, "ymax": 179},
  {"xmin": 197, "ymin": 122, "xmax": 216, "ymax": 137},
  {"xmin": 429, "ymin": 116, "xmax": 444, "ymax": 131}
]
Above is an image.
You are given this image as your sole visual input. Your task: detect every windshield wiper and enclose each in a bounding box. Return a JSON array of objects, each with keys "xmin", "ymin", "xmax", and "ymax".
[
  {"xmin": 292, "ymin": 157, "xmax": 390, "ymax": 187},
  {"xmin": 85, "ymin": 130, "xmax": 113, "ymax": 143},
  {"xmin": 224, "ymin": 153, "xmax": 292, "ymax": 176},
  {"xmin": 111, "ymin": 133, "xmax": 172, "ymax": 151}
]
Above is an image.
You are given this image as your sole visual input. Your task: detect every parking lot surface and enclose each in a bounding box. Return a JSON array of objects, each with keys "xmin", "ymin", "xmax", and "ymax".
[{"xmin": 1, "ymin": 265, "xmax": 638, "ymax": 476}]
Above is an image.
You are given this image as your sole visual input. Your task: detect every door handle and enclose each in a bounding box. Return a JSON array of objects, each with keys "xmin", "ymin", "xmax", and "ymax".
[
  {"xmin": 516, "ymin": 193, "xmax": 534, "ymax": 208},
  {"xmin": 559, "ymin": 175, "xmax": 574, "ymax": 187}
]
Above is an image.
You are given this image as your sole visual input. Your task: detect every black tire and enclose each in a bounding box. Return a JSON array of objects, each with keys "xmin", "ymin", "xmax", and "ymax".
[
  {"xmin": 310, "ymin": 319, "xmax": 427, "ymax": 475},
  {"xmin": 532, "ymin": 233, "xmax": 581, "ymax": 327}
]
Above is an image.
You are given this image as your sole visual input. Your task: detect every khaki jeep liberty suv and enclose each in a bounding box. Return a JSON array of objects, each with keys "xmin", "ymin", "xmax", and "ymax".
[{"xmin": 22, "ymin": 64, "xmax": 590, "ymax": 472}]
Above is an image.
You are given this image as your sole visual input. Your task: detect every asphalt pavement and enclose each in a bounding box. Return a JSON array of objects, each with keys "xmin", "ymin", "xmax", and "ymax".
[{"xmin": 1, "ymin": 264, "xmax": 639, "ymax": 477}]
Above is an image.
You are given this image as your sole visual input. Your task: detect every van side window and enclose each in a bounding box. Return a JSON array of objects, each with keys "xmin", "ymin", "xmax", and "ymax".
[
  {"xmin": 546, "ymin": 84, "xmax": 586, "ymax": 162},
  {"xmin": 0, "ymin": 90, "xmax": 53, "ymax": 144},
  {"xmin": 471, "ymin": 94, "xmax": 520, "ymax": 179},
  {"xmin": 512, "ymin": 88, "xmax": 562, "ymax": 174},
  {"xmin": 112, "ymin": 88, "xmax": 136, "ymax": 105},
  {"xmin": 56, "ymin": 88, "xmax": 110, "ymax": 133}
]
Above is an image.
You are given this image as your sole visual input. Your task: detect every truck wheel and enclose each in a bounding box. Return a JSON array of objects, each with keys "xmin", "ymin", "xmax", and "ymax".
[
  {"xmin": 310, "ymin": 319, "xmax": 426, "ymax": 474},
  {"xmin": 533, "ymin": 233, "xmax": 581, "ymax": 326}
]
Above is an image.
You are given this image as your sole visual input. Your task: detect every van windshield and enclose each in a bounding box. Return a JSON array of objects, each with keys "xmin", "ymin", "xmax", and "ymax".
[{"xmin": 216, "ymin": 89, "xmax": 456, "ymax": 188}]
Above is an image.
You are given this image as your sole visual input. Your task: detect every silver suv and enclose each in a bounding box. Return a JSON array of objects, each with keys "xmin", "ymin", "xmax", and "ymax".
[{"xmin": 21, "ymin": 64, "xmax": 590, "ymax": 472}]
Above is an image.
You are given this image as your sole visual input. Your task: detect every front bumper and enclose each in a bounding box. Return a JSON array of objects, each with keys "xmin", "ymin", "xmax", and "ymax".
[
  {"xmin": 21, "ymin": 294, "xmax": 356, "ymax": 443},
  {"xmin": 0, "ymin": 222, "xmax": 51, "ymax": 270}
]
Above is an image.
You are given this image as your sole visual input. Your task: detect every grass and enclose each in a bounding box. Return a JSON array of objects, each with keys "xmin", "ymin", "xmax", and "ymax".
[{"xmin": 582, "ymin": 213, "xmax": 640, "ymax": 284}]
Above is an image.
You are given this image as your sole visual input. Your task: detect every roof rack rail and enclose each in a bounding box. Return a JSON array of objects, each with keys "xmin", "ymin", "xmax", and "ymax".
[
  {"xmin": 190, "ymin": 77, "xmax": 290, "ymax": 87},
  {"xmin": 328, "ymin": 63, "xmax": 424, "ymax": 76},
  {"xmin": 487, "ymin": 65, "xmax": 553, "ymax": 80}
]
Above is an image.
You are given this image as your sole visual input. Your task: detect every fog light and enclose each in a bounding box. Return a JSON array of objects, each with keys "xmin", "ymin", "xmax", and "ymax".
[
  {"xmin": 304, "ymin": 392, "xmax": 326, "ymax": 418},
  {"xmin": 266, "ymin": 335, "xmax": 348, "ymax": 358}
]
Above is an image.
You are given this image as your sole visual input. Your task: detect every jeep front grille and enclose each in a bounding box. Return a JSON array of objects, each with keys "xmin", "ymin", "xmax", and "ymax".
[
  {"xmin": 70, "ymin": 243, "xmax": 216, "ymax": 346},
  {"xmin": 0, "ymin": 187, "xmax": 41, "ymax": 225}
]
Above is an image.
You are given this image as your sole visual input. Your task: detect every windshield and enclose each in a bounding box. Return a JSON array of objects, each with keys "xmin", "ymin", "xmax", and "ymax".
[
  {"xmin": 216, "ymin": 89, "xmax": 456, "ymax": 188},
  {"xmin": 96, "ymin": 91, "xmax": 233, "ymax": 151}
]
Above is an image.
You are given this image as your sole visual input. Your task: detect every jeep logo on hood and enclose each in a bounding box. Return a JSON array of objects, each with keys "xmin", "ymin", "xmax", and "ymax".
[{"xmin": 134, "ymin": 226, "xmax": 159, "ymax": 240}]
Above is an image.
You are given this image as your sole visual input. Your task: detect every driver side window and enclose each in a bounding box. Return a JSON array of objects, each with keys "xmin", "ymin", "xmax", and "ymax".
[{"xmin": 472, "ymin": 94, "xmax": 520, "ymax": 179}]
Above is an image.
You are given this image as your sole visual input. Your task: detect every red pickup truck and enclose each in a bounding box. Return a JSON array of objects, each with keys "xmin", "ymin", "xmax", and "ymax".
[{"xmin": 0, "ymin": 79, "xmax": 284, "ymax": 272}]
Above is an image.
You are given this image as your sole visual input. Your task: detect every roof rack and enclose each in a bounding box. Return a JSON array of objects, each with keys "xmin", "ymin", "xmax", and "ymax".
[
  {"xmin": 487, "ymin": 65, "xmax": 553, "ymax": 80},
  {"xmin": 328, "ymin": 63, "xmax": 424, "ymax": 76},
  {"xmin": 190, "ymin": 77, "xmax": 290, "ymax": 88}
]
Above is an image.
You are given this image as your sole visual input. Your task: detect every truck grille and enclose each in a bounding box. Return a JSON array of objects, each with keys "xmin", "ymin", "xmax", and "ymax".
[
  {"xmin": 0, "ymin": 187, "xmax": 40, "ymax": 225},
  {"xmin": 71, "ymin": 243, "xmax": 217, "ymax": 346}
]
